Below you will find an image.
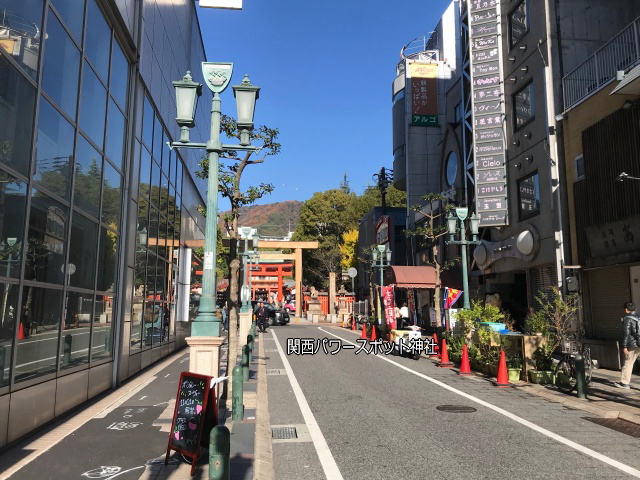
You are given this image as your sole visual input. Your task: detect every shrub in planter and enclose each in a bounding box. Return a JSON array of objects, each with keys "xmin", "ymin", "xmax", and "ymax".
[
  {"xmin": 529, "ymin": 345, "xmax": 555, "ymax": 384},
  {"xmin": 507, "ymin": 354, "xmax": 523, "ymax": 382}
]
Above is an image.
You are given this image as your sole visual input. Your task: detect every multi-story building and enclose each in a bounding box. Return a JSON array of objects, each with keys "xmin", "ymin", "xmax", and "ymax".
[{"xmin": 0, "ymin": 0, "xmax": 214, "ymax": 447}]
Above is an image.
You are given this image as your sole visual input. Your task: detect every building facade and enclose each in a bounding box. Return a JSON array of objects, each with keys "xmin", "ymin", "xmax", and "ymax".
[{"xmin": 0, "ymin": 0, "xmax": 212, "ymax": 447}]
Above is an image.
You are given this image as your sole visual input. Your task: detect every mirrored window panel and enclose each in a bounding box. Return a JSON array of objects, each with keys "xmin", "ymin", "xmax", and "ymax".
[
  {"xmin": 68, "ymin": 211, "xmax": 97, "ymax": 289},
  {"xmin": 0, "ymin": 56, "xmax": 36, "ymax": 176},
  {"xmin": 142, "ymin": 96, "xmax": 153, "ymax": 149},
  {"xmin": 73, "ymin": 135, "xmax": 102, "ymax": 218},
  {"xmin": 109, "ymin": 40, "xmax": 128, "ymax": 109},
  {"xmin": 34, "ymin": 97, "xmax": 74, "ymax": 199},
  {"xmin": 131, "ymin": 251, "xmax": 147, "ymax": 352},
  {"xmin": 79, "ymin": 62, "xmax": 107, "ymax": 149},
  {"xmin": 96, "ymin": 226, "xmax": 117, "ymax": 293},
  {"xmin": 25, "ymin": 189, "xmax": 68, "ymax": 285},
  {"xmin": 153, "ymin": 116, "xmax": 163, "ymax": 163},
  {"xmin": 42, "ymin": 10, "xmax": 80, "ymax": 118},
  {"xmin": 139, "ymin": 147, "xmax": 152, "ymax": 191},
  {"xmin": 61, "ymin": 290, "xmax": 92, "ymax": 369},
  {"xmin": 51, "ymin": 0, "xmax": 85, "ymax": 42},
  {"xmin": 0, "ymin": 0, "xmax": 44, "ymax": 80},
  {"xmin": 84, "ymin": 0, "xmax": 110, "ymax": 81},
  {"xmin": 16, "ymin": 285, "xmax": 63, "ymax": 382},
  {"xmin": 102, "ymin": 160, "xmax": 122, "ymax": 228},
  {"xmin": 105, "ymin": 100, "xmax": 125, "ymax": 169},
  {"xmin": 92, "ymin": 293, "xmax": 113, "ymax": 360},
  {"xmin": 0, "ymin": 171, "xmax": 27, "ymax": 280},
  {"xmin": 0, "ymin": 282, "xmax": 18, "ymax": 386}
]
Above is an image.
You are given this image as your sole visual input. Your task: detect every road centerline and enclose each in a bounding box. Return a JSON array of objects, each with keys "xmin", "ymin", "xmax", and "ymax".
[
  {"xmin": 319, "ymin": 326, "xmax": 640, "ymax": 478},
  {"xmin": 270, "ymin": 329, "xmax": 343, "ymax": 480}
]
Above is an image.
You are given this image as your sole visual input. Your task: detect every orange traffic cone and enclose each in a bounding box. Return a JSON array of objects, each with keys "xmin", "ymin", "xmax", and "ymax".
[
  {"xmin": 494, "ymin": 350, "xmax": 510, "ymax": 387},
  {"xmin": 360, "ymin": 322, "xmax": 368, "ymax": 340},
  {"xmin": 458, "ymin": 344, "xmax": 473, "ymax": 376},
  {"xmin": 351, "ymin": 317, "xmax": 356, "ymax": 331},
  {"xmin": 432, "ymin": 333, "xmax": 440, "ymax": 358},
  {"xmin": 438, "ymin": 338, "xmax": 453, "ymax": 367},
  {"xmin": 18, "ymin": 322, "xmax": 25, "ymax": 340},
  {"xmin": 370, "ymin": 324, "xmax": 377, "ymax": 341}
]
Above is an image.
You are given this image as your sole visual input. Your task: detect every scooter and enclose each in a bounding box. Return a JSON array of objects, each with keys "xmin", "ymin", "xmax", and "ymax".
[{"xmin": 390, "ymin": 325, "xmax": 422, "ymax": 360}]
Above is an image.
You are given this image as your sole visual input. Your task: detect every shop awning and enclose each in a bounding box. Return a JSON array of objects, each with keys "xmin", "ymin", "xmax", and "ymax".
[{"xmin": 385, "ymin": 266, "xmax": 436, "ymax": 289}]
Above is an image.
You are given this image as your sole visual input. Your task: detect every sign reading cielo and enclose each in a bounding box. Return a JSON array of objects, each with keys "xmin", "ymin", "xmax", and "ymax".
[{"xmin": 468, "ymin": 0, "xmax": 508, "ymax": 227}]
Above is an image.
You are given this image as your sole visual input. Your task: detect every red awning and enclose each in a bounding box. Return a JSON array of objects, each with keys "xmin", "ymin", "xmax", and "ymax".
[{"xmin": 385, "ymin": 266, "xmax": 437, "ymax": 289}]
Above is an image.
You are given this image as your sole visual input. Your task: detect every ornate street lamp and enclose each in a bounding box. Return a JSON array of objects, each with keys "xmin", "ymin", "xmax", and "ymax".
[{"xmin": 445, "ymin": 208, "xmax": 481, "ymax": 310}]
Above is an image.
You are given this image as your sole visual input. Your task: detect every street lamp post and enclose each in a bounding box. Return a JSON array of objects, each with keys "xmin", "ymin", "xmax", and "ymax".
[
  {"xmin": 371, "ymin": 244, "xmax": 391, "ymax": 325},
  {"xmin": 445, "ymin": 208, "xmax": 481, "ymax": 310},
  {"xmin": 170, "ymin": 65, "xmax": 260, "ymax": 338},
  {"xmin": 239, "ymin": 228, "xmax": 259, "ymax": 312}
]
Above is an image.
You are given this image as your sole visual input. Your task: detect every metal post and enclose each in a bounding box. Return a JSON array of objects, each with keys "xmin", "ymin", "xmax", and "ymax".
[
  {"xmin": 575, "ymin": 353, "xmax": 588, "ymax": 399},
  {"xmin": 192, "ymin": 92, "xmax": 223, "ymax": 337},
  {"xmin": 209, "ymin": 425, "xmax": 230, "ymax": 480},
  {"xmin": 247, "ymin": 334, "xmax": 253, "ymax": 363},
  {"xmin": 232, "ymin": 366, "xmax": 244, "ymax": 421},
  {"xmin": 242, "ymin": 345, "xmax": 250, "ymax": 381}
]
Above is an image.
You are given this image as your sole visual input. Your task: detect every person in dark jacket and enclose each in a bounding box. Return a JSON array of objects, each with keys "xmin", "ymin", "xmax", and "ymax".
[
  {"xmin": 615, "ymin": 301, "xmax": 640, "ymax": 389},
  {"xmin": 256, "ymin": 301, "xmax": 267, "ymax": 333}
]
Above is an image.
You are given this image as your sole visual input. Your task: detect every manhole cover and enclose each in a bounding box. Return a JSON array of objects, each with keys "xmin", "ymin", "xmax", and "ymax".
[
  {"xmin": 583, "ymin": 417, "xmax": 640, "ymax": 438},
  {"xmin": 436, "ymin": 405, "xmax": 477, "ymax": 413},
  {"xmin": 272, "ymin": 426, "xmax": 297, "ymax": 439}
]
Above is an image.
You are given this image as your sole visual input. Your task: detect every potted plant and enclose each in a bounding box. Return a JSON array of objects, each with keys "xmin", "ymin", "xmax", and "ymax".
[
  {"xmin": 529, "ymin": 344, "xmax": 555, "ymax": 384},
  {"xmin": 507, "ymin": 355, "xmax": 523, "ymax": 382}
]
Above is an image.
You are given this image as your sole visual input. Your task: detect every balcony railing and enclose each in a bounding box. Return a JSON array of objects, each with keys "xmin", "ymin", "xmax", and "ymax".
[{"xmin": 562, "ymin": 17, "xmax": 640, "ymax": 111}]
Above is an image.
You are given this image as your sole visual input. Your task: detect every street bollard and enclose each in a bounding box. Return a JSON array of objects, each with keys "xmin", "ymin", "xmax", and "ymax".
[
  {"xmin": 209, "ymin": 425, "xmax": 230, "ymax": 480},
  {"xmin": 250, "ymin": 321, "xmax": 256, "ymax": 338},
  {"xmin": 232, "ymin": 366, "xmax": 244, "ymax": 421},
  {"xmin": 247, "ymin": 334, "xmax": 254, "ymax": 363},
  {"xmin": 0, "ymin": 345, "xmax": 5, "ymax": 382},
  {"xmin": 63, "ymin": 334, "xmax": 72, "ymax": 365},
  {"xmin": 575, "ymin": 353, "xmax": 588, "ymax": 399},
  {"xmin": 242, "ymin": 345, "xmax": 250, "ymax": 382}
]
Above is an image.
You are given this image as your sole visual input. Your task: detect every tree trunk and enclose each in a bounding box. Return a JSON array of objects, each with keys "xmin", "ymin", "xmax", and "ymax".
[{"xmin": 433, "ymin": 244, "xmax": 443, "ymax": 330}]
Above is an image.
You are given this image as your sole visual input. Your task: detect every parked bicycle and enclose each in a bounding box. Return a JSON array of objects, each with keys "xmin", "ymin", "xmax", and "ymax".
[{"xmin": 554, "ymin": 336, "xmax": 592, "ymax": 393}]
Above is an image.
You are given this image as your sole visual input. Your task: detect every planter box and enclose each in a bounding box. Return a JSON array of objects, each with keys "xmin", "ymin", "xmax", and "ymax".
[
  {"xmin": 528, "ymin": 370, "xmax": 555, "ymax": 385},
  {"xmin": 508, "ymin": 368, "xmax": 522, "ymax": 382}
]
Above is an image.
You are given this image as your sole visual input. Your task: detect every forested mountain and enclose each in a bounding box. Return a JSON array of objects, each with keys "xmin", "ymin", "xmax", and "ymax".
[{"xmin": 220, "ymin": 200, "xmax": 302, "ymax": 238}]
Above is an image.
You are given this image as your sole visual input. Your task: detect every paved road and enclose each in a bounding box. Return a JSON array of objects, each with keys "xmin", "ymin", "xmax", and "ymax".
[{"xmin": 265, "ymin": 324, "xmax": 640, "ymax": 480}]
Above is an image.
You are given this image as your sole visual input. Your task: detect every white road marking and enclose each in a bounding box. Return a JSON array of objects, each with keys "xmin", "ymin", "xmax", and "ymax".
[
  {"xmin": 319, "ymin": 327, "xmax": 640, "ymax": 478},
  {"xmin": 139, "ymin": 396, "xmax": 147, "ymax": 400},
  {"xmin": 164, "ymin": 374, "xmax": 171, "ymax": 378},
  {"xmin": 271, "ymin": 330, "xmax": 343, "ymax": 480}
]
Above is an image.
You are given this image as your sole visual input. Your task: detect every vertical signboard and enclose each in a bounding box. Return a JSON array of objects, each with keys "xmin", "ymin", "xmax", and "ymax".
[
  {"xmin": 409, "ymin": 63, "xmax": 439, "ymax": 126},
  {"xmin": 468, "ymin": 0, "xmax": 508, "ymax": 227}
]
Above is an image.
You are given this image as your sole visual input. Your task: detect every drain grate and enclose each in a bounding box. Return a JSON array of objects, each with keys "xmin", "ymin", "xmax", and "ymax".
[
  {"xmin": 583, "ymin": 417, "xmax": 640, "ymax": 438},
  {"xmin": 266, "ymin": 369, "xmax": 286, "ymax": 375},
  {"xmin": 272, "ymin": 426, "xmax": 297, "ymax": 439},
  {"xmin": 436, "ymin": 405, "xmax": 477, "ymax": 413}
]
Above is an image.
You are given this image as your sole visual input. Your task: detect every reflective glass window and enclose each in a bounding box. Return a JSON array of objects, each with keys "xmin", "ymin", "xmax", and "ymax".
[
  {"xmin": 96, "ymin": 226, "xmax": 116, "ymax": 292},
  {"xmin": 73, "ymin": 135, "xmax": 101, "ymax": 218},
  {"xmin": 92, "ymin": 292, "xmax": 114, "ymax": 360},
  {"xmin": 16, "ymin": 285, "xmax": 63, "ymax": 382},
  {"xmin": 42, "ymin": 11, "xmax": 80, "ymax": 118},
  {"xmin": 137, "ymin": 196, "xmax": 149, "ymax": 240},
  {"xmin": 84, "ymin": 0, "xmax": 110, "ymax": 81},
  {"xmin": 142, "ymin": 96, "xmax": 153, "ymax": 149},
  {"xmin": 153, "ymin": 116, "xmax": 163, "ymax": 162},
  {"xmin": 25, "ymin": 189, "xmax": 68, "ymax": 284},
  {"xmin": 166, "ymin": 146, "xmax": 173, "ymax": 186},
  {"xmin": 0, "ymin": 56, "xmax": 36, "ymax": 176},
  {"xmin": 0, "ymin": 171, "xmax": 27, "ymax": 280},
  {"xmin": 143, "ymin": 299, "xmax": 161, "ymax": 349},
  {"xmin": 0, "ymin": 0, "xmax": 44, "ymax": 80},
  {"xmin": 513, "ymin": 81, "xmax": 534, "ymax": 131},
  {"xmin": 61, "ymin": 291, "xmax": 92, "ymax": 369},
  {"xmin": 140, "ymin": 147, "xmax": 152, "ymax": 188},
  {"xmin": 150, "ymin": 159, "xmax": 161, "ymax": 206},
  {"xmin": 68, "ymin": 211, "xmax": 97, "ymax": 289},
  {"xmin": 509, "ymin": 0, "xmax": 529, "ymax": 48},
  {"xmin": 105, "ymin": 100, "xmax": 125, "ymax": 168},
  {"xmin": 34, "ymin": 97, "xmax": 74, "ymax": 199},
  {"xmin": 160, "ymin": 174, "xmax": 170, "ymax": 216},
  {"xmin": 109, "ymin": 40, "xmax": 128, "ymax": 108},
  {"xmin": 51, "ymin": 0, "xmax": 85, "ymax": 42},
  {"xmin": 176, "ymin": 163, "xmax": 183, "ymax": 197},
  {"xmin": 147, "ymin": 208, "xmax": 158, "ymax": 258},
  {"xmin": 79, "ymin": 62, "xmax": 107, "ymax": 148},
  {"xmin": 102, "ymin": 161, "xmax": 122, "ymax": 228},
  {"xmin": 0, "ymin": 282, "xmax": 18, "ymax": 386},
  {"xmin": 130, "ymin": 277, "xmax": 144, "ymax": 352}
]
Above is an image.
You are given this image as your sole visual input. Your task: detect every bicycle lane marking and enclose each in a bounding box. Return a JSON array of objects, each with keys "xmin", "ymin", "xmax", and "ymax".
[
  {"xmin": 270, "ymin": 329, "xmax": 343, "ymax": 480},
  {"xmin": 319, "ymin": 327, "xmax": 640, "ymax": 479}
]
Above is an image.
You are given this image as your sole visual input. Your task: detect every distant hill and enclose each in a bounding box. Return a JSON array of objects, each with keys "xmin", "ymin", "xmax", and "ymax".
[{"xmin": 220, "ymin": 200, "xmax": 302, "ymax": 238}]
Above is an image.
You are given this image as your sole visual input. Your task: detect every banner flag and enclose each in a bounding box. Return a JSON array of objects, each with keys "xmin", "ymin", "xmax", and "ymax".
[
  {"xmin": 381, "ymin": 286, "xmax": 396, "ymax": 330},
  {"xmin": 444, "ymin": 288, "xmax": 463, "ymax": 310}
]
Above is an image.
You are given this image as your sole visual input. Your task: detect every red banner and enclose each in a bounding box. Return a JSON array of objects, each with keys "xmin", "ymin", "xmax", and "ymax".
[{"xmin": 382, "ymin": 286, "xmax": 396, "ymax": 330}]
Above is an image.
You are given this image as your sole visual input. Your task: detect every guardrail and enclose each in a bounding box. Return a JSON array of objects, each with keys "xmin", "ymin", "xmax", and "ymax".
[{"xmin": 562, "ymin": 17, "xmax": 640, "ymax": 110}]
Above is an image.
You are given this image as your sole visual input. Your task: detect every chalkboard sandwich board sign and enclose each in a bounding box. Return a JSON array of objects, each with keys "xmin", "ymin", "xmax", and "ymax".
[{"xmin": 165, "ymin": 372, "xmax": 218, "ymax": 476}]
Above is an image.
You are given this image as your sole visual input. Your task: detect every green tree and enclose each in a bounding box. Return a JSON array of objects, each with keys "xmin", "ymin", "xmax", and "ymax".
[{"xmin": 354, "ymin": 184, "xmax": 406, "ymax": 218}]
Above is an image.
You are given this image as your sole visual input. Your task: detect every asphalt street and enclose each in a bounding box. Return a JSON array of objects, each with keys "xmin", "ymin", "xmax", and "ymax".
[{"xmin": 266, "ymin": 323, "xmax": 640, "ymax": 480}]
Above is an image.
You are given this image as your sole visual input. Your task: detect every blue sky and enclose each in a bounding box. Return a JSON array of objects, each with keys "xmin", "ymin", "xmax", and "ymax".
[{"xmin": 197, "ymin": 0, "xmax": 453, "ymax": 206}]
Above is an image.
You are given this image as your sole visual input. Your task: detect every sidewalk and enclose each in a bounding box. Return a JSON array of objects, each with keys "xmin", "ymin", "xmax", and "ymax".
[{"xmin": 0, "ymin": 329, "xmax": 272, "ymax": 480}]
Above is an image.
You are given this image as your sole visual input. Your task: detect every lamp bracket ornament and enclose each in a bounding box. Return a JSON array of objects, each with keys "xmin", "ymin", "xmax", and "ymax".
[{"xmin": 202, "ymin": 62, "xmax": 233, "ymax": 94}]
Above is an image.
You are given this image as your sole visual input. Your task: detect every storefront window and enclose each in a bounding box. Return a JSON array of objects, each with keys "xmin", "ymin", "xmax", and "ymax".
[
  {"xmin": 61, "ymin": 291, "xmax": 92, "ymax": 369},
  {"xmin": 15, "ymin": 285, "xmax": 63, "ymax": 382},
  {"xmin": 0, "ymin": 56, "xmax": 36, "ymax": 176}
]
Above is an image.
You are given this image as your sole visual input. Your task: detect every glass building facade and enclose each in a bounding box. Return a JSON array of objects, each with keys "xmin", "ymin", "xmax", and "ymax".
[{"xmin": 0, "ymin": 0, "xmax": 209, "ymax": 446}]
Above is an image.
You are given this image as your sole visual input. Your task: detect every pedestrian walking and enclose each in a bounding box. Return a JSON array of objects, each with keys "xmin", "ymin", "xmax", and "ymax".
[
  {"xmin": 256, "ymin": 301, "xmax": 267, "ymax": 333},
  {"xmin": 615, "ymin": 301, "xmax": 640, "ymax": 389},
  {"xmin": 221, "ymin": 302, "xmax": 228, "ymax": 330}
]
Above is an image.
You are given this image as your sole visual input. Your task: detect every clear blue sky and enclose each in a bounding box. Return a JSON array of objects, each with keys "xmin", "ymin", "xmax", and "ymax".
[{"xmin": 197, "ymin": 0, "xmax": 453, "ymax": 206}]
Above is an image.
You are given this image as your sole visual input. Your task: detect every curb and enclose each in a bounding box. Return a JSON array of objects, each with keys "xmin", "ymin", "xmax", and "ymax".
[{"xmin": 254, "ymin": 333, "xmax": 274, "ymax": 480}]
